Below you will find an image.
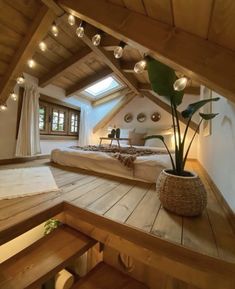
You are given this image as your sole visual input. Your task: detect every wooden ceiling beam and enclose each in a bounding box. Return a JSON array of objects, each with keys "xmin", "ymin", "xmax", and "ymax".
[
  {"xmin": 93, "ymin": 92, "xmax": 135, "ymax": 133},
  {"xmin": 39, "ymin": 47, "xmax": 93, "ymax": 87},
  {"xmin": 120, "ymin": 61, "xmax": 136, "ymax": 73},
  {"xmin": 0, "ymin": 5, "xmax": 55, "ymax": 104},
  {"xmin": 92, "ymin": 87, "xmax": 130, "ymax": 107},
  {"xmin": 75, "ymin": 26, "xmax": 140, "ymax": 95},
  {"xmin": 143, "ymin": 91, "xmax": 198, "ymax": 132},
  {"xmin": 59, "ymin": 0, "xmax": 235, "ymax": 103},
  {"xmin": 66, "ymin": 67, "xmax": 113, "ymax": 96},
  {"xmin": 139, "ymin": 82, "xmax": 200, "ymax": 95}
]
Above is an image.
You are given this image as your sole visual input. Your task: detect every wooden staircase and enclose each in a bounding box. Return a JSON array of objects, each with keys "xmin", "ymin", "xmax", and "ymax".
[
  {"xmin": 71, "ymin": 262, "xmax": 148, "ymax": 289},
  {"xmin": 0, "ymin": 225, "xmax": 96, "ymax": 289}
]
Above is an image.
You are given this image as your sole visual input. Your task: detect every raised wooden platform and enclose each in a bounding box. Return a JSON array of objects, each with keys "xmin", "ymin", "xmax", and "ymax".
[{"xmin": 0, "ymin": 159, "xmax": 235, "ymax": 288}]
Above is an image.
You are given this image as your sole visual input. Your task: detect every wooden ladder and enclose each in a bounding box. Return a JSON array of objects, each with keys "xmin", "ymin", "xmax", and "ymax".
[
  {"xmin": 71, "ymin": 262, "xmax": 148, "ymax": 289},
  {"xmin": 0, "ymin": 225, "xmax": 96, "ymax": 289}
]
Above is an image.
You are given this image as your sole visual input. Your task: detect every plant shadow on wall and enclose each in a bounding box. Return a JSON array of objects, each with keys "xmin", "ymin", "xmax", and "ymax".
[{"xmin": 146, "ymin": 57, "xmax": 219, "ymax": 217}]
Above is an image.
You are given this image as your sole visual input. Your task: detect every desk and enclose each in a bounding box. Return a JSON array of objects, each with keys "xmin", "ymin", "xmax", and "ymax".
[{"xmin": 99, "ymin": 137, "xmax": 132, "ymax": 148}]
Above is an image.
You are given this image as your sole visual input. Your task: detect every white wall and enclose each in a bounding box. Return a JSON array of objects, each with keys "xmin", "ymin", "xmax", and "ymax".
[{"xmin": 198, "ymin": 90, "xmax": 235, "ymax": 212}]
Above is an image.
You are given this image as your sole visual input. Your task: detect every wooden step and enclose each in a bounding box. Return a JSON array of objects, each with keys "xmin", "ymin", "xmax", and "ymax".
[
  {"xmin": 72, "ymin": 262, "xmax": 148, "ymax": 289},
  {"xmin": 0, "ymin": 225, "xmax": 96, "ymax": 289}
]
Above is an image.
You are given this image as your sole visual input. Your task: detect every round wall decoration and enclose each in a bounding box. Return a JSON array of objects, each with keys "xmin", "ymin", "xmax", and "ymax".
[
  {"xmin": 151, "ymin": 112, "xmax": 161, "ymax": 122},
  {"xmin": 124, "ymin": 113, "xmax": 133, "ymax": 123},
  {"xmin": 137, "ymin": 113, "xmax": 146, "ymax": 123}
]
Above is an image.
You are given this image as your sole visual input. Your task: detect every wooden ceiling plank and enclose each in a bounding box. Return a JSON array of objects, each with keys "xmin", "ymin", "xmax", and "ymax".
[
  {"xmin": 139, "ymin": 82, "xmax": 200, "ymax": 96},
  {"xmin": 92, "ymin": 87, "xmax": 130, "ymax": 106},
  {"xmin": 39, "ymin": 46, "xmax": 92, "ymax": 87},
  {"xmin": 93, "ymin": 92, "xmax": 135, "ymax": 133},
  {"xmin": 172, "ymin": 0, "xmax": 214, "ymax": 38},
  {"xmin": 66, "ymin": 67, "xmax": 113, "ymax": 96},
  {"xmin": 143, "ymin": 91, "xmax": 198, "ymax": 132},
  {"xmin": 122, "ymin": 0, "xmax": 147, "ymax": 15},
  {"xmin": 0, "ymin": 5, "xmax": 55, "ymax": 104},
  {"xmin": 143, "ymin": 0, "xmax": 173, "ymax": 25},
  {"xmin": 58, "ymin": 0, "xmax": 235, "ymax": 103},
  {"xmin": 41, "ymin": 0, "xmax": 65, "ymax": 16},
  {"xmin": 79, "ymin": 31, "xmax": 140, "ymax": 95}
]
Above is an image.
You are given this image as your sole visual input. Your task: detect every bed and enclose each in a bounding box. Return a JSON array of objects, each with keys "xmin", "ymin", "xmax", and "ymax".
[{"xmin": 51, "ymin": 145, "xmax": 172, "ymax": 183}]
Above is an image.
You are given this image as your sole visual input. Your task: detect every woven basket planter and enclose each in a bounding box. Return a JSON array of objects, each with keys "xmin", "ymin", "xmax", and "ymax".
[{"xmin": 157, "ymin": 169, "xmax": 207, "ymax": 217}]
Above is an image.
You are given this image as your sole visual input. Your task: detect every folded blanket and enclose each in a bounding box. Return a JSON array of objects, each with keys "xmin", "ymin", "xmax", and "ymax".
[{"xmin": 70, "ymin": 145, "xmax": 168, "ymax": 169}]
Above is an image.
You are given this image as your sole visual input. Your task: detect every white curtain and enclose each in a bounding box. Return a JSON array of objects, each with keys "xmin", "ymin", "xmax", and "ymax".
[
  {"xmin": 78, "ymin": 103, "xmax": 92, "ymax": 146},
  {"xmin": 16, "ymin": 84, "xmax": 41, "ymax": 157}
]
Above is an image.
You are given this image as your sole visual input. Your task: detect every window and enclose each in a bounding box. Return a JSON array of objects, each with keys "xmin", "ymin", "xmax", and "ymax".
[
  {"xmin": 81, "ymin": 76, "xmax": 124, "ymax": 100},
  {"xmin": 39, "ymin": 100, "xmax": 80, "ymax": 137}
]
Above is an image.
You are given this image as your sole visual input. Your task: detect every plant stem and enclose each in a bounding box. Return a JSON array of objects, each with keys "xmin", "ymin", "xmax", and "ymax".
[
  {"xmin": 170, "ymin": 98, "xmax": 178, "ymax": 172},
  {"xmin": 163, "ymin": 140, "xmax": 175, "ymax": 171}
]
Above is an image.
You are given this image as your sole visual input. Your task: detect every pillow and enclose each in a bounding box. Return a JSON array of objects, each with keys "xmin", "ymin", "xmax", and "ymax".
[
  {"xmin": 129, "ymin": 131, "xmax": 146, "ymax": 146},
  {"xmin": 145, "ymin": 134, "xmax": 172, "ymax": 149}
]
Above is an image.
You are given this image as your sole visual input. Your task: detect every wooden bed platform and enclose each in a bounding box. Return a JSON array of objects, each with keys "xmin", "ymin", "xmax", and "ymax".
[{"xmin": 0, "ymin": 159, "xmax": 235, "ymax": 288}]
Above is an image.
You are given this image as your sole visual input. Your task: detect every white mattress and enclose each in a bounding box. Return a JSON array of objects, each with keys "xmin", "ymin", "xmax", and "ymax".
[{"xmin": 51, "ymin": 146, "xmax": 172, "ymax": 183}]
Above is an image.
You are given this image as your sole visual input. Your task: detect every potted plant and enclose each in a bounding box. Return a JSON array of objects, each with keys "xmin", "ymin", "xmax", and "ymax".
[{"xmin": 145, "ymin": 57, "xmax": 219, "ymax": 217}]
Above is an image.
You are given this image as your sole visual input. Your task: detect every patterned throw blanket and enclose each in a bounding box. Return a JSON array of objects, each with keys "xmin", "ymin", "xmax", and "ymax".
[{"xmin": 70, "ymin": 145, "xmax": 167, "ymax": 169}]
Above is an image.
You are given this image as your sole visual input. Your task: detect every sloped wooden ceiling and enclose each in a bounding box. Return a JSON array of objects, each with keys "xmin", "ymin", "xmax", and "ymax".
[
  {"xmin": 0, "ymin": 0, "xmax": 202, "ymax": 106},
  {"xmin": 57, "ymin": 0, "xmax": 235, "ymax": 103}
]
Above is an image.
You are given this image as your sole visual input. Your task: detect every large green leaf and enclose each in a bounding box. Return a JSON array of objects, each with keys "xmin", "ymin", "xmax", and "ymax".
[
  {"xmin": 144, "ymin": 135, "xmax": 165, "ymax": 142},
  {"xmin": 181, "ymin": 97, "xmax": 220, "ymax": 119},
  {"xmin": 146, "ymin": 57, "xmax": 184, "ymax": 106},
  {"xmin": 199, "ymin": 113, "xmax": 219, "ymax": 120}
]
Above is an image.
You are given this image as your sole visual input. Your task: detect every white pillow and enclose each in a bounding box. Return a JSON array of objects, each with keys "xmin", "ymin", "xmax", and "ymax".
[{"xmin": 145, "ymin": 134, "xmax": 172, "ymax": 149}]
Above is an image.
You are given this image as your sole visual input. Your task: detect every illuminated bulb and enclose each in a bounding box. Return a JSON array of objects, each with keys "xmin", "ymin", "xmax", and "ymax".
[
  {"xmin": 16, "ymin": 76, "xmax": 25, "ymax": 84},
  {"xmin": 39, "ymin": 41, "xmax": 47, "ymax": 52},
  {"xmin": 134, "ymin": 59, "xmax": 147, "ymax": 74},
  {"xmin": 0, "ymin": 104, "xmax": 7, "ymax": 111},
  {"xmin": 92, "ymin": 33, "xmax": 101, "ymax": 46},
  {"xmin": 51, "ymin": 24, "xmax": 59, "ymax": 37},
  {"xmin": 28, "ymin": 59, "xmax": 35, "ymax": 68},
  {"xmin": 68, "ymin": 14, "xmax": 75, "ymax": 26},
  {"xmin": 114, "ymin": 41, "xmax": 126, "ymax": 59},
  {"xmin": 76, "ymin": 26, "xmax": 84, "ymax": 38},
  {"xmin": 173, "ymin": 77, "xmax": 188, "ymax": 91},
  {"xmin": 10, "ymin": 93, "xmax": 18, "ymax": 101}
]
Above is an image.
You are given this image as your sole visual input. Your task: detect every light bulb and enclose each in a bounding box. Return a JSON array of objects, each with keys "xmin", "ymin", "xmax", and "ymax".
[
  {"xmin": 28, "ymin": 59, "xmax": 35, "ymax": 68},
  {"xmin": 0, "ymin": 104, "xmax": 7, "ymax": 111},
  {"xmin": 16, "ymin": 76, "xmax": 25, "ymax": 84},
  {"xmin": 92, "ymin": 33, "xmax": 101, "ymax": 46},
  {"xmin": 114, "ymin": 46, "xmax": 124, "ymax": 59},
  {"xmin": 173, "ymin": 77, "xmax": 188, "ymax": 91},
  {"xmin": 68, "ymin": 14, "xmax": 75, "ymax": 26},
  {"xmin": 39, "ymin": 41, "xmax": 47, "ymax": 52},
  {"xmin": 10, "ymin": 93, "xmax": 18, "ymax": 101},
  {"xmin": 51, "ymin": 24, "xmax": 59, "ymax": 37},
  {"xmin": 134, "ymin": 59, "xmax": 147, "ymax": 74},
  {"xmin": 76, "ymin": 26, "xmax": 84, "ymax": 38}
]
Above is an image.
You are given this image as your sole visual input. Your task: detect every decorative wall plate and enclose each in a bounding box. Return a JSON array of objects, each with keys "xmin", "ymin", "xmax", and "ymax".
[
  {"xmin": 151, "ymin": 112, "xmax": 161, "ymax": 122},
  {"xmin": 124, "ymin": 113, "xmax": 133, "ymax": 123},
  {"xmin": 137, "ymin": 113, "xmax": 146, "ymax": 122}
]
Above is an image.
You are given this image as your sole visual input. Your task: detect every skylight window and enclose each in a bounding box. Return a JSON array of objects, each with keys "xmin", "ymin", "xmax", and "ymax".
[{"xmin": 82, "ymin": 76, "xmax": 124, "ymax": 99}]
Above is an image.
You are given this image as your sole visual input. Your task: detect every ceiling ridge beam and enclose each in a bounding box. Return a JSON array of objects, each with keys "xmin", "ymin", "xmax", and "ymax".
[
  {"xmin": 93, "ymin": 92, "xmax": 135, "ymax": 133},
  {"xmin": 66, "ymin": 67, "xmax": 113, "ymax": 97},
  {"xmin": 0, "ymin": 5, "xmax": 55, "ymax": 104},
  {"xmin": 143, "ymin": 91, "xmax": 198, "ymax": 132},
  {"xmin": 39, "ymin": 47, "xmax": 93, "ymax": 87},
  {"xmin": 59, "ymin": 0, "xmax": 235, "ymax": 103}
]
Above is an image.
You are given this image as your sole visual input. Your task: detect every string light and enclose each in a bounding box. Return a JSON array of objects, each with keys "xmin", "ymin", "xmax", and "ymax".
[
  {"xmin": 0, "ymin": 104, "xmax": 7, "ymax": 111},
  {"xmin": 28, "ymin": 59, "xmax": 36, "ymax": 68},
  {"xmin": 10, "ymin": 93, "xmax": 18, "ymax": 101},
  {"xmin": 92, "ymin": 31, "xmax": 102, "ymax": 46},
  {"xmin": 16, "ymin": 76, "xmax": 25, "ymax": 84},
  {"xmin": 68, "ymin": 14, "xmax": 75, "ymax": 26},
  {"xmin": 173, "ymin": 77, "xmax": 188, "ymax": 91},
  {"xmin": 114, "ymin": 41, "xmax": 126, "ymax": 59},
  {"xmin": 51, "ymin": 23, "xmax": 59, "ymax": 37},
  {"xmin": 134, "ymin": 59, "xmax": 147, "ymax": 74},
  {"xmin": 39, "ymin": 41, "xmax": 47, "ymax": 52},
  {"xmin": 76, "ymin": 21, "xmax": 86, "ymax": 38}
]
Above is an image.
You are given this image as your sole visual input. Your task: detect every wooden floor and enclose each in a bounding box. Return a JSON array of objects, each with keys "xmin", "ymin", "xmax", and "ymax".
[{"xmin": 0, "ymin": 159, "xmax": 235, "ymax": 264}]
